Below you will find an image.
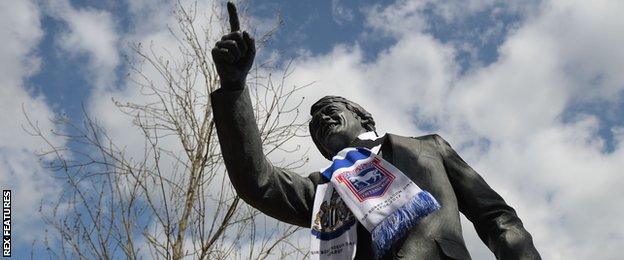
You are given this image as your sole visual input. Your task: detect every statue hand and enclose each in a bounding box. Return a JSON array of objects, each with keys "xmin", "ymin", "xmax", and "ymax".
[{"xmin": 212, "ymin": 2, "xmax": 256, "ymax": 91}]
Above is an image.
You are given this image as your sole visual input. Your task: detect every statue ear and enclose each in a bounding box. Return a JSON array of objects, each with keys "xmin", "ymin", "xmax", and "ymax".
[
  {"xmin": 362, "ymin": 118, "xmax": 375, "ymax": 131},
  {"xmin": 353, "ymin": 113, "xmax": 368, "ymax": 129}
]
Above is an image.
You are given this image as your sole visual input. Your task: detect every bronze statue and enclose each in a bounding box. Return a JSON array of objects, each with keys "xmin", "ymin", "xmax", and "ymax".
[{"xmin": 210, "ymin": 2, "xmax": 541, "ymax": 259}]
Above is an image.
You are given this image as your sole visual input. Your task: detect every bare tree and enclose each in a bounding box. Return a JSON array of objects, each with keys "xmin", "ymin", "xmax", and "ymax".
[{"xmin": 25, "ymin": 1, "xmax": 311, "ymax": 259}]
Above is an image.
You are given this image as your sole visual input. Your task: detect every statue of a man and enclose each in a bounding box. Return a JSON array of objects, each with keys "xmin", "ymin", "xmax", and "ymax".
[{"xmin": 210, "ymin": 3, "xmax": 541, "ymax": 259}]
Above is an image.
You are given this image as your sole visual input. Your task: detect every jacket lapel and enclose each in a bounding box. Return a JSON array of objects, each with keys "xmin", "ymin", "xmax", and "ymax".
[{"xmin": 383, "ymin": 134, "xmax": 429, "ymax": 186}]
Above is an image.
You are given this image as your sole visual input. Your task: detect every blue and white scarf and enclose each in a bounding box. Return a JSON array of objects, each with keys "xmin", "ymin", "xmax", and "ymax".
[{"xmin": 310, "ymin": 133, "xmax": 440, "ymax": 259}]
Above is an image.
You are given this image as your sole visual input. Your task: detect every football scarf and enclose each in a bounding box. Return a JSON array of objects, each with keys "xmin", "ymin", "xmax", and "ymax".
[{"xmin": 310, "ymin": 135, "xmax": 440, "ymax": 259}]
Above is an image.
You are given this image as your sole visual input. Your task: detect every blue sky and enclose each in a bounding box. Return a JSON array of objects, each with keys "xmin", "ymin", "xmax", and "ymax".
[{"xmin": 2, "ymin": 0, "xmax": 624, "ymax": 259}]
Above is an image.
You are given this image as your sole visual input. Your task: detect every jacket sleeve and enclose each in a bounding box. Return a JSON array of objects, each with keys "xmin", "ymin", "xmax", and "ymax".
[
  {"xmin": 210, "ymin": 88, "xmax": 317, "ymax": 227},
  {"xmin": 433, "ymin": 135, "xmax": 541, "ymax": 260}
]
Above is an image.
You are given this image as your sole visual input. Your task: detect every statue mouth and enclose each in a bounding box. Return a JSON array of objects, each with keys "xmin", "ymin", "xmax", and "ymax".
[{"xmin": 321, "ymin": 121, "xmax": 341, "ymax": 137}]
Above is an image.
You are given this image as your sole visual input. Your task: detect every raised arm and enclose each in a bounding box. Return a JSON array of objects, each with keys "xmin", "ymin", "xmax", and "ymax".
[
  {"xmin": 433, "ymin": 135, "xmax": 541, "ymax": 260},
  {"xmin": 210, "ymin": 2, "xmax": 317, "ymax": 227}
]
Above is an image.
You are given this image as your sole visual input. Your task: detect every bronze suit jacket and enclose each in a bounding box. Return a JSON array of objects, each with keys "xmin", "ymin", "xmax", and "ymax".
[{"xmin": 211, "ymin": 88, "xmax": 541, "ymax": 260}]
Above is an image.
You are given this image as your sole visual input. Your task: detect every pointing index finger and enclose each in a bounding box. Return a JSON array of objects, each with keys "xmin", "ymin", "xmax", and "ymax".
[{"xmin": 227, "ymin": 1, "xmax": 240, "ymax": 32}]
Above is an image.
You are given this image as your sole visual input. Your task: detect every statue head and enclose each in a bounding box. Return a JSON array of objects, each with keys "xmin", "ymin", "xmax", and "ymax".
[{"xmin": 309, "ymin": 96, "xmax": 376, "ymax": 160}]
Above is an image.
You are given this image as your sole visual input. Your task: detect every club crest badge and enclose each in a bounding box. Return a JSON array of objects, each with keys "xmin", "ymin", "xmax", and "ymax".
[
  {"xmin": 311, "ymin": 189, "xmax": 356, "ymax": 240},
  {"xmin": 336, "ymin": 158, "xmax": 395, "ymax": 202}
]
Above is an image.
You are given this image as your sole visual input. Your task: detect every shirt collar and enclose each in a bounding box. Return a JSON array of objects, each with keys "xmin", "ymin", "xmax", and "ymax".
[
  {"xmin": 357, "ymin": 131, "xmax": 382, "ymax": 141},
  {"xmin": 356, "ymin": 131, "xmax": 385, "ymax": 154}
]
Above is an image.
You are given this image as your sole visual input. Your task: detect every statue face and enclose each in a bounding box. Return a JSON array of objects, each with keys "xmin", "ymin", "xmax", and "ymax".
[{"xmin": 310, "ymin": 102, "xmax": 367, "ymax": 158}]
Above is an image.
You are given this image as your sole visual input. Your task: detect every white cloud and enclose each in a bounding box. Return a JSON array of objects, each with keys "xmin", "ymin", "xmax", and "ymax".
[
  {"xmin": 533, "ymin": 0, "xmax": 624, "ymax": 101},
  {"xmin": 44, "ymin": 0, "xmax": 120, "ymax": 87},
  {"xmin": 331, "ymin": 0, "xmax": 354, "ymax": 25},
  {"xmin": 364, "ymin": 0, "xmax": 428, "ymax": 37},
  {"xmin": 0, "ymin": 0, "xmax": 65, "ymax": 245}
]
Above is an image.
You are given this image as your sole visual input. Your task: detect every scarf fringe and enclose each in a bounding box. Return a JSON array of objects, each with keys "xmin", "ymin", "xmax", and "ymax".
[{"xmin": 370, "ymin": 190, "xmax": 441, "ymax": 259}]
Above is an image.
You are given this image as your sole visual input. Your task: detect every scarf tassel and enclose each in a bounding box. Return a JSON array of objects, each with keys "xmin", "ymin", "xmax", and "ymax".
[{"xmin": 370, "ymin": 190, "xmax": 441, "ymax": 259}]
